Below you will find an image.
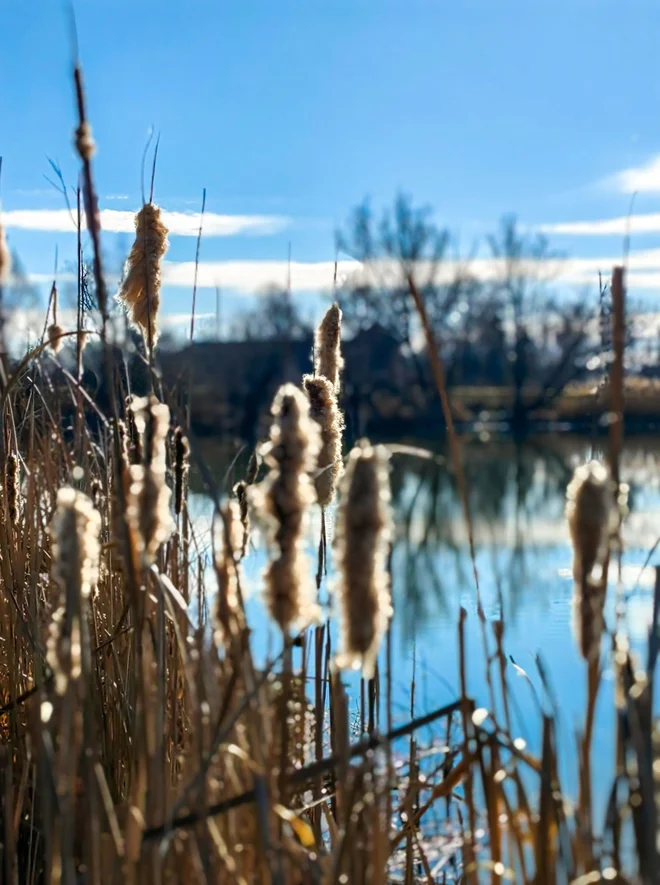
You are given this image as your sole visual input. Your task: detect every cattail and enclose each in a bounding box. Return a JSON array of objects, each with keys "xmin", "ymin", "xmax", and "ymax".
[
  {"xmin": 74, "ymin": 121, "xmax": 96, "ymax": 161},
  {"xmin": 6, "ymin": 452, "xmax": 19, "ymax": 525},
  {"xmin": 174, "ymin": 427, "xmax": 190, "ymax": 518},
  {"xmin": 116, "ymin": 203, "xmax": 168, "ymax": 346},
  {"xmin": 303, "ymin": 374, "xmax": 344, "ymax": 506},
  {"xmin": 572, "ymin": 582, "xmax": 606, "ymax": 662},
  {"xmin": 213, "ymin": 501, "xmax": 244, "ymax": 648},
  {"xmin": 0, "ymin": 220, "xmax": 10, "ymax": 285},
  {"xmin": 566, "ymin": 460, "xmax": 612, "ymax": 588},
  {"xmin": 314, "ymin": 303, "xmax": 343, "ymax": 392},
  {"xmin": 334, "ymin": 440, "xmax": 393, "ymax": 679},
  {"xmin": 47, "ymin": 488, "xmax": 101, "ymax": 694},
  {"xmin": 127, "ymin": 396, "xmax": 173, "ymax": 567},
  {"xmin": 566, "ymin": 461, "xmax": 613, "ymax": 662},
  {"xmin": 47, "ymin": 323, "xmax": 65, "ymax": 354},
  {"xmin": 252, "ymin": 384, "xmax": 321, "ymax": 634},
  {"xmin": 232, "ymin": 480, "xmax": 250, "ymax": 559}
]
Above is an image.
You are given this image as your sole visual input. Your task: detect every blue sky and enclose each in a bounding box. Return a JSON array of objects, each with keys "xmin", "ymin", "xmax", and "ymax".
[{"xmin": 3, "ymin": 0, "xmax": 660, "ymax": 336}]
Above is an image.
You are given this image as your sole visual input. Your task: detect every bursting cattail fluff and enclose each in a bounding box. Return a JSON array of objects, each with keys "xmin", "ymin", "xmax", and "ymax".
[
  {"xmin": 565, "ymin": 460, "xmax": 612, "ymax": 588},
  {"xmin": 303, "ymin": 374, "xmax": 344, "ymax": 506},
  {"xmin": 116, "ymin": 203, "xmax": 168, "ymax": 345},
  {"xmin": 47, "ymin": 488, "xmax": 101, "ymax": 694},
  {"xmin": 314, "ymin": 303, "xmax": 343, "ymax": 393},
  {"xmin": 173, "ymin": 427, "xmax": 190, "ymax": 518},
  {"xmin": 233, "ymin": 480, "xmax": 250, "ymax": 559},
  {"xmin": 127, "ymin": 396, "xmax": 173, "ymax": 567},
  {"xmin": 0, "ymin": 220, "xmax": 10, "ymax": 285},
  {"xmin": 213, "ymin": 500, "xmax": 244, "ymax": 648},
  {"xmin": 334, "ymin": 441, "xmax": 393, "ymax": 679},
  {"xmin": 252, "ymin": 384, "xmax": 321, "ymax": 633}
]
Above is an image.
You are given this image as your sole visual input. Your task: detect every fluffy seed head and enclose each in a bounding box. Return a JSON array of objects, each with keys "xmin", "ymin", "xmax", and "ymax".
[
  {"xmin": 572, "ymin": 582, "xmax": 606, "ymax": 662},
  {"xmin": 48, "ymin": 488, "xmax": 101, "ymax": 694},
  {"xmin": 334, "ymin": 440, "xmax": 393, "ymax": 680},
  {"xmin": 126, "ymin": 397, "xmax": 173, "ymax": 567},
  {"xmin": 213, "ymin": 501, "xmax": 244, "ymax": 649},
  {"xmin": 566, "ymin": 460, "xmax": 612, "ymax": 587},
  {"xmin": 303, "ymin": 374, "xmax": 344, "ymax": 506},
  {"xmin": 314, "ymin": 303, "xmax": 343, "ymax": 392},
  {"xmin": 48, "ymin": 323, "xmax": 65, "ymax": 354},
  {"xmin": 253, "ymin": 384, "xmax": 321, "ymax": 633},
  {"xmin": 116, "ymin": 203, "xmax": 168, "ymax": 345},
  {"xmin": 74, "ymin": 122, "xmax": 96, "ymax": 161}
]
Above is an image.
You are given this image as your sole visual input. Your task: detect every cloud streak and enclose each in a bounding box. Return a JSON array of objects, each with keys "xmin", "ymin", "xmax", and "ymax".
[
  {"xmin": 2, "ymin": 208, "xmax": 288, "ymax": 237},
  {"xmin": 539, "ymin": 213, "xmax": 660, "ymax": 237},
  {"xmin": 22, "ymin": 249, "xmax": 660, "ymax": 297},
  {"xmin": 609, "ymin": 155, "xmax": 660, "ymax": 193}
]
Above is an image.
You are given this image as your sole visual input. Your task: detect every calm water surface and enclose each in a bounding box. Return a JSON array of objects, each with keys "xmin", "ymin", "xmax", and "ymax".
[{"xmin": 189, "ymin": 434, "xmax": 660, "ymax": 819}]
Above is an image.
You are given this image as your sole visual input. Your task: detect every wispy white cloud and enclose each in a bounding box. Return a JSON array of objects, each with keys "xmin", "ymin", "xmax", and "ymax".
[
  {"xmin": 161, "ymin": 259, "xmax": 357, "ymax": 292},
  {"xmin": 2, "ymin": 208, "xmax": 289, "ymax": 237},
  {"xmin": 539, "ymin": 213, "xmax": 660, "ymax": 236},
  {"xmin": 22, "ymin": 249, "xmax": 660, "ymax": 299},
  {"xmin": 609, "ymin": 155, "xmax": 660, "ymax": 193}
]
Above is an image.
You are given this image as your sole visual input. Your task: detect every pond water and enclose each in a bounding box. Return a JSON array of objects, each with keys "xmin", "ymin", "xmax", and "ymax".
[{"xmin": 188, "ymin": 433, "xmax": 660, "ymax": 826}]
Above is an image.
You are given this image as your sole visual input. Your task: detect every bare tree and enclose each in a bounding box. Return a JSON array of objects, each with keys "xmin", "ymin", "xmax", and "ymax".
[{"xmin": 230, "ymin": 285, "xmax": 311, "ymax": 341}]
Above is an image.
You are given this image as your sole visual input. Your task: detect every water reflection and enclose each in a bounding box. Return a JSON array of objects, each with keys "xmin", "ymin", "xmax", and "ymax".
[{"xmin": 191, "ymin": 435, "xmax": 660, "ymax": 637}]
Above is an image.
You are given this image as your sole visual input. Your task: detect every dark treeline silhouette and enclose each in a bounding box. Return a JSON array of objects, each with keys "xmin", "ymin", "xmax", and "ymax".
[{"xmin": 46, "ymin": 194, "xmax": 656, "ymax": 442}]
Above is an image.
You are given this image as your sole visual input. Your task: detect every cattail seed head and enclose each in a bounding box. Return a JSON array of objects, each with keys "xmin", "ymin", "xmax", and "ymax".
[
  {"xmin": 0, "ymin": 221, "xmax": 10, "ymax": 285},
  {"xmin": 74, "ymin": 122, "xmax": 96, "ymax": 161},
  {"xmin": 314, "ymin": 303, "xmax": 343, "ymax": 393},
  {"xmin": 47, "ymin": 323, "xmax": 65, "ymax": 354},
  {"xmin": 572, "ymin": 582, "xmax": 606, "ymax": 663},
  {"xmin": 566, "ymin": 460, "xmax": 612, "ymax": 588},
  {"xmin": 48, "ymin": 488, "xmax": 101, "ymax": 694},
  {"xmin": 6, "ymin": 452, "xmax": 19, "ymax": 525},
  {"xmin": 303, "ymin": 374, "xmax": 344, "ymax": 506},
  {"xmin": 232, "ymin": 480, "xmax": 250, "ymax": 559},
  {"xmin": 334, "ymin": 440, "xmax": 393, "ymax": 680},
  {"xmin": 126, "ymin": 396, "xmax": 173, "ymax": 567},
  {"xmin": 116, "ymin": 203, "xmax": 168, "ymax": 346},
  {"xmin": 252, "ymin": 384, "xmax": 321, "ymax": 633},
  {"xmin": 213, "ymin": 501, "xmax": 244, "ymax": 649},
  {"xmin": 174, "ymin": 427, "xmax": 190, "ymax": 518}
]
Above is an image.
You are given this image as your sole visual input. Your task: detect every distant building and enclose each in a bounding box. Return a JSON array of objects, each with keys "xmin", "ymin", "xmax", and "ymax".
[{"xmin": 160, "ymin": 323, "xmax": 410, "ymax": 440}]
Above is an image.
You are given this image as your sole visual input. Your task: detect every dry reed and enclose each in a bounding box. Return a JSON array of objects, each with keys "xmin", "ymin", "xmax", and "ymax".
[
  {"xmin": 116, "ymin": 203, "xmax": 168, "ymax": 345},
  {"xmin": 173, "ymin": 426, "xmax": 190, "ymax": 518},
  {"xmin": 213, "ymin": 500, "xmax": 244, "ymax": 649},
  {"xmin": 252, "ymin": 383, "xmax": 321, "ymax": 634},
  {"xmin": 232, "ymin": 479, "xmax": 250, "ymax": 559},
  {"xmin": 334, "ymin": 439, "xmax": 393, "ymax": 679},
  {"xmin": 5, "ymin": 451, "xmax": 19, "ymax": 525}
]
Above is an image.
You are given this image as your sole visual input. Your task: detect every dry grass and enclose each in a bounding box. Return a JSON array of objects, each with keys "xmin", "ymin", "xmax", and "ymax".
[{"xmin": 0, "ymin": 65, "xmax": 656, "ymax": 885}]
